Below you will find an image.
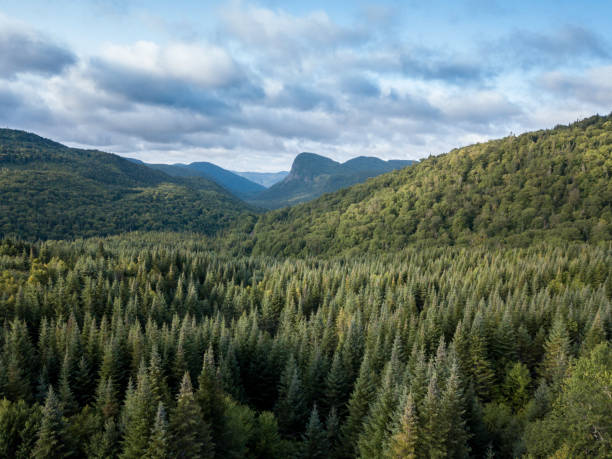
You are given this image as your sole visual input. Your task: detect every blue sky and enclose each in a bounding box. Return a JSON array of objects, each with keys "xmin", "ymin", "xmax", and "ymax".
[{"xmin": 1, "ymin": 1, "xmax": 611, "ymax": 171}]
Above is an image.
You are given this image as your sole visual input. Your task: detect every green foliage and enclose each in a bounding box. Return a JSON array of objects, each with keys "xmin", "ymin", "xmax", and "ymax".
[
  {"xmin": 0, "ymin": 232, "xmax": 609, "ymax": 457},
  {"xmin": 248, "ymin": 152, "xmax": 414, "ymax": 209},
  {"xmin": 169, "ymin": 372, "xmax": 214, "ymax": 459},
  {"xmin": 0, "ymin": 129, "xmax": 253, "ymax": 240},
  {"xmin": 32, "ymin": 386, "xmax": 65, "ymax": 458},
  {"xmin": 525, "ymin": 343, "xmax": 612, "ymax": 457},
  {"xmin": 237, "ymin": 114, "xmax": 612, "ymax": 257}
]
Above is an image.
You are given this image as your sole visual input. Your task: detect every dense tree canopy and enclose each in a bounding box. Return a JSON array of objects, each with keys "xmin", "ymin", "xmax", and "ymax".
[
  {"xmin": 237, "ymin": 114, "xmax": 612, "ymax": 257},
  {"xmin": 0, "ymin": 129, "xmax": 253, "ymax": 241},
  {"xmin": 0, "ymin": 234, "xmax": 609, "ymax": 457}
]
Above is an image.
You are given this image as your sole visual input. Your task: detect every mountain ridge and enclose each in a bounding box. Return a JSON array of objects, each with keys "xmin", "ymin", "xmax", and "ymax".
[
  {"xmin": 0, "ymin": 128, "xmax": 253, "ymax": 240},
  {"xmin": 144, "ymin": 161, "xmax": 266, "ymax": 199},
  {"xmin": 225, "ymin": 114, "xmax": 612, "ymax": 257},
  {"xmin": 248, "ymin": 152, "xmax": 415, "ymax": 208}
]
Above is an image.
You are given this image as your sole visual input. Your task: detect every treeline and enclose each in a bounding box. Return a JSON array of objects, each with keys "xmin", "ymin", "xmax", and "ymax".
[
  {"xmin": 0, "ymin": 234, "xmax": 609, "ymax": 457},
  {"xmin": 237, "ymin": 114, "xmax": 612, "ymax": 257}
]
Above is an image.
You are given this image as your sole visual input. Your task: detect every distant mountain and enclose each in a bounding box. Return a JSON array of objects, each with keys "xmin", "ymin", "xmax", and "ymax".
[
  {"xmin": 142, "ymin": 162, "xmax": 266, "ymax": 200},
  {"xmin": 232, "ymin": 170, "xmax": 289, "ymax": 188},
  {"xmin": 0, "ymin": 129, "xmax": 253, "ymax": 240},
  {"xmin": 237, "ymin": 114, "xmax": 612, "ymax": 257},
  {"xmin": 248, "ymin": 153, "xmax": 415, "ymax": 208}
]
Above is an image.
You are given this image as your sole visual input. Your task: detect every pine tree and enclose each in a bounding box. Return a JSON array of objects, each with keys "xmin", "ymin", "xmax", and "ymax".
[
  {"xmin": 440, "ymin": 361, "xmax": 469, "ymax": 458},
  {"xmin": 196, "ymin": 345, "xmax": 226, "ymax": 448},
  {"xmin": 540, "ymin": 315, "xmax": 571, "ymax": 385},
  {"xmin": 169, "ymin": 372, "xmax": 214, "ymax": 459},
  {"xmin": 32, "ymin": 386, "xmax": 64, "ymax": 458},
  {"xmin": 148, "ymin": 345, "xmax": 171, "ymax": 410},
  {"xmin": 145, "ymin": 402, "xmax": 169, "ymax": 459},
  {"xmin": 387, "ymin": 392, "xmax": 418, "ymax": 459},
  {"xmin": 470, "ymin": 317, "xmax": 496, "ymax": 401},
  {"xmin": 419, "ymin": 371, "xmax": 445, "ymax": 459},
  {"xmin": 300, "ymin": 404, "xmax": 328, "ymax": 459},
  {"xmin": 340, "ymin": 351, "xmax": 377, "ymax": 458},
  {"xmin": 275, "ymin": 357, "xmax": 307, "ymax": 437},
  {"xmin": 357, "ymin": 363, "xmax": 398, "ymax": 459},
  {"xmin": 120, "ymin": 363, "xmax": 156, "ymax": 458},
  {"xmin": 325, "ymin": 405, "xmax": 340, "ymax": 456},
  {"xmin": 582, "ymin": 310, "xmax": 606, "ymax": 354},
  {"xmin": 89, "ymin": 418, "xmax": 121, "ymax": 459}
]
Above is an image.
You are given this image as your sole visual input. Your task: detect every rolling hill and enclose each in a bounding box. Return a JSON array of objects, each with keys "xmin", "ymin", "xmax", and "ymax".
[
  {"xmin": 144, "ymin": 161, "xmax": 266, "ymax": 199},
  {"xmin": 230, "ymin": 114, "xmax": 612, "ymax": 257},
  {"xmin": 248, "ymin": 153, "xmax": 415, "ymax": 208},
  {"xmin": 0, "ymin": 129, "xmax": 253, "ymax": 240}
]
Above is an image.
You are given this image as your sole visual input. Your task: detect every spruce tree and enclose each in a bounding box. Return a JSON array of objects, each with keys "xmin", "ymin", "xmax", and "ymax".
[
  {"xmin": 145, "ymin": 402, "xmax": 169, "ymax": 459},
  {"xmin": 340, "ymin": 350, "xmax": 377, "ymax": 458},
  {"xmin": 169, "ymin": 372, "xmax": 214, "ymax": 459},
  {"xmin": 387, "ymin": 392, "xmax": 418, "ymax": 459},
  {"xmin": 540, "ymin": 315, "xmax": 571, "ymax": 385},
  {"xmin": 300, "ymin": 404, "xmax": 328, "ymax": 459},
  {"xmin": 357, "ymin": 363, "xmax": 397, "ymax": 459},
  {"xmin": 32, "ymin": 386, "xmax": 64, "ymax": 459}
]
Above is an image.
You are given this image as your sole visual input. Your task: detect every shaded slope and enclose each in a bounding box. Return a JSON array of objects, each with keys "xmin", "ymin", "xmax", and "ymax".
[
  {"xmin": 147, "ymin": 161, "xmax": 266, "ymax": 199},
  {"xmin": 248, "ymin": 152, "xmax": 415, "ymax": 208},
  {"xmin": 0, "ymin": 129, "xmax": 253, "ymax": 240},
  {"xmin": 238, "ymin": 114, "xmax": 612, "ymax": 257}
]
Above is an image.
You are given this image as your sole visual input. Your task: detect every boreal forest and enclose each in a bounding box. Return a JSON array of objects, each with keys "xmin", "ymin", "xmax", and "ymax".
[{"xmin": 0, "ymin": 115, "xmax": 610, "ymax": 458}]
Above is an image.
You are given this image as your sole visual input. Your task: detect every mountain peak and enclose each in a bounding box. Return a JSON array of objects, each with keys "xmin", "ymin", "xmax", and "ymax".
[{"xmin": 248, "ymin": 152, "xmax": 415, "ymax": 208}]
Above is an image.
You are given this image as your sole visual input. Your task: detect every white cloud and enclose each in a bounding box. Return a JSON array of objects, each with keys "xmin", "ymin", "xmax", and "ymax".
[
  {"xmin": 538, "ymin": 66, "xmax": 612, "ymax": 106},
  {"xmin": 99, "ymin": 41, "xmax": 240, "ymax": 88}
]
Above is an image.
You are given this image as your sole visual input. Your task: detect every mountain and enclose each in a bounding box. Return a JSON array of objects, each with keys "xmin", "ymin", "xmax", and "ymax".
[
  {"xmin": 232, "ymin": 170, "xmax": 289, "ymax": 188},
  {"xmin": 229, "ymin": 114, "xmax": 612, "ymax": 257},
  {"xmin": 0, "ymin": 129, "xmax": 253, "ymax": 240},
  {"xmin": 144, "ymin": 161, "xmax": 266, "ymax": 199},
  {"xmin": 248, "ymin": 153, "xmax": 415, "ymax": 208}
]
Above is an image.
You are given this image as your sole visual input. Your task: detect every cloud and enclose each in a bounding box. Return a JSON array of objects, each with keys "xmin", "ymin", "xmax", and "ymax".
[
  {"xmin": 538, "ymin": 66, "xmax": 612, "ymax": 106},
  {"xmin": 493, "ymin": 25, "xmax": 610, "ymax": 69},
  {"xmin": 86, "ymin": 41, "xmax": 264, "ymax": 115},
  {"xmin": 400, "ymin": 49, "xmax": 489, "ymax": 83},
  {"xmin": 269, "ymin": 84, "xmax": 337, "ymax": 111},
  {"xmin": 340, "ymin": 75, "xmax": 380, "ymax": 97},
  {"xmin": 98, "ymin": 41, "xmax": 241, "ymax": 88},
  {"xmin": 0, "ymin": 17, "xmax": 76, "ymax": 78},
  {"xmin": 220, "ymin": 1, "xmax": 368, "ymax": 59},
  {"xmin": 440, "ymin": 90, "xmax": 522, "ymax": 127}
]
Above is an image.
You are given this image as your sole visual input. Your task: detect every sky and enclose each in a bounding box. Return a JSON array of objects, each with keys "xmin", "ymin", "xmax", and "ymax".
[{"xmin": 0, "ymin": 1, "xmax": 611, "ymax": 171}]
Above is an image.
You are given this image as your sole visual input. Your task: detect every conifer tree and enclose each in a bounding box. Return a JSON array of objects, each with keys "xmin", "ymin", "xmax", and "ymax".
[
  {"xmin": 32, "ymin": 386, "xmax": 64, "ymax": 459},
  {"xmin": 419, "ymin": 371, "xmax": 445, "ymax": 459},
  {"xmin": 169, "ymin": 372, "xmax": 214, "ymax": 459},
  {"xmin": 540, "ymin": 315, "xmax": 571, "ymax": 385},
  {"xmin": 145, "ymin": 402, "xmax": 169, "ymax": 459},
  {"xmin": 276, "ymin": 357, "xmax": 307, "ymax": 437},
  {"xmin": 340, "ymin": 350, "xmax": 377, "ymax": 458},
  {"xmin": 357, "ymin": 363, "xmax": 397, "ymax": 459},
  {"xmin": 440, "ymin": 361, "xmax": 469, "ymax": 458},
  {"xmin": 120, "ymin": 363, "xmax": 156, "ymax": 458},
  {"xmin": 197, "ymin": 345, "xmax": 226, "ymax": 454},
  {"xmin": 387, "ymin": 392, "xmax": 418, "ymax": 459},
  {"xmin": 148, "ymin": 345, "xmax": 171, "ymax": 410},
  {"xmin": 301, "ymin": 404, "xmax": 328, "ymax": 459}
]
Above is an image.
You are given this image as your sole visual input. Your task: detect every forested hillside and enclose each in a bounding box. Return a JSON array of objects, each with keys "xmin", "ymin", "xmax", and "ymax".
[
  {"xmin": 248, "ymin": 153, "xmax": 415, "ymax": 209},
  {"xmin": 0, "ymin": 235, "xmax": 609, "ymax": 457},
  {"xmin": 242, "ymin": 115, "xmax": 612, "ymax": 257},
  {"xmin": 144, "ymin": 162, "xmax": 266, "ymax": 200},
  {"xmin": 0, "ymin": 130, "xmax": 253, "ymax": 240}
]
